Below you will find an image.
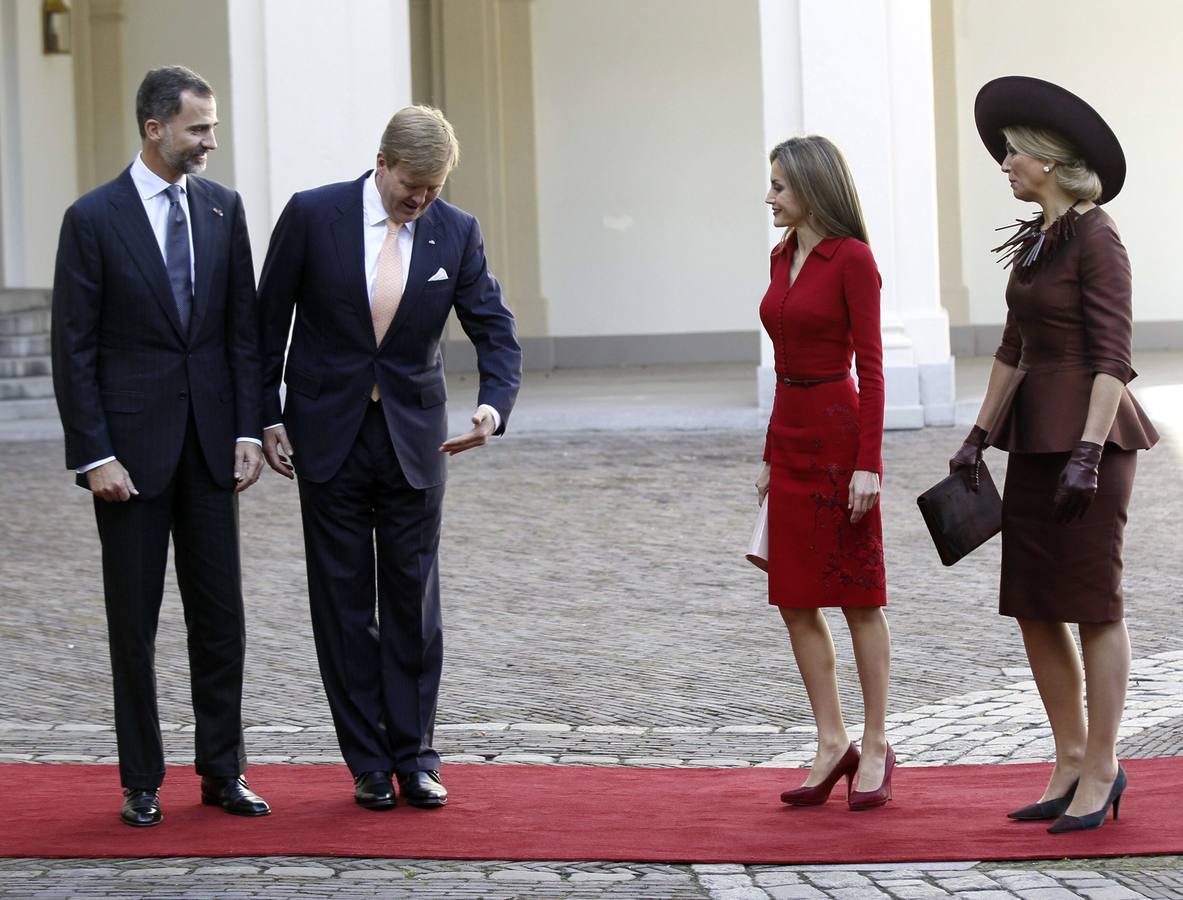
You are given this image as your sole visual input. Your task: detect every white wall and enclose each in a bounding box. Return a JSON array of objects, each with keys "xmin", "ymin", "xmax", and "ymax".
[
  {"xmin": 531, "ymin": 0, "xmax": 770, "ymax": 338},
  {"xmin": 756, "ymin": 0, "xmax": 802, "ymax": 382},
  {"xmin": 227, "ymin": 0, "xmax": 412, "ymax": 265},
  {"xmin": 121, "ymin": 1, "xmax": 234, "ymax": 186},
  {"xmin": 952, "ymin": 0, "xmax": 1182, "ymax": 326},
  {"xmin": 0, "ymin": 0, "xmax": 79, "ymax": 287}
]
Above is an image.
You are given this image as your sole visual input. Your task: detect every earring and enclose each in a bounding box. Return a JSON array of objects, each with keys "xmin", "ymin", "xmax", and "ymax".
[{"xmin": 1042, "ymin": 165, "xmax": 1051, "ymax": 173}]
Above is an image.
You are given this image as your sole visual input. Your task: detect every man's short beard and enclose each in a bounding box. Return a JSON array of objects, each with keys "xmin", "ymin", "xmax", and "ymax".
[
  {"xmin": 181, "ymin": 154, "xmax": 208, "ymax": 174},
  {"xmin": 161, "ymin": 143, "xmax": 207, "ymax": 175}
]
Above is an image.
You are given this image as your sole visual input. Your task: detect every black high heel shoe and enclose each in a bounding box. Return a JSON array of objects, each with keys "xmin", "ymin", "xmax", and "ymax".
[
  {"xmin": 1007, "ymin": 778, "xmax": 1078, "ymax": 821},
  {"xmin": 1047, "ymin": 767, "xmax": 1126, "ymax": 834}
]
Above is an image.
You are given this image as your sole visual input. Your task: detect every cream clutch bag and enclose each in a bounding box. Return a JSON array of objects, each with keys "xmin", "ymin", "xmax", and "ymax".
[{"xmin": 746, "ymin": 499, "xmax": 769, "ymax": 571}]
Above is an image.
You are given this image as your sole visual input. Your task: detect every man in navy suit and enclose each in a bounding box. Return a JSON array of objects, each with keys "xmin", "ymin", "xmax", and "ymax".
[
  {"xmin": 51, "ymin": 66, "xmax": 270, "ymax": 826},
  {"xmin": 258, "ymin": 106, "xmax": 522, "ymax": 809}
]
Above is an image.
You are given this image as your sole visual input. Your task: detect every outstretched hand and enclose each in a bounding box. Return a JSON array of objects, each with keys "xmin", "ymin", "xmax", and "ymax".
[{"xmin": 440, "ymin": 409, "xmax": 495, "ymax": 456}]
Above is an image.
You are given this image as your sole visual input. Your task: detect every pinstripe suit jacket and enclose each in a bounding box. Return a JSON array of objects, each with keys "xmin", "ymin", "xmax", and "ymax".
[
  {"xmin": 51, "ymin": 167, "xmax": 261, "ymax": 498},
  {"xmin": 257, "ymin": 174, "xmax": 521, "ymax": 489}
]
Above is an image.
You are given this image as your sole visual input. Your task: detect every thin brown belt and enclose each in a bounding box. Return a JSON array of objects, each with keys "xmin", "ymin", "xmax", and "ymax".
[{"xmin": 778, "ymin": 373, "xmax": 849, "ymax": 387}]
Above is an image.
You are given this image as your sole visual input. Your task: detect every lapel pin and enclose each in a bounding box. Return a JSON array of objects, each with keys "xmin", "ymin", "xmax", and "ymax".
[
  {"xmin": 212, "ymin": 207, "xmax": 224, "ymax": 217},
  {"xmin": 428, "ymin": 239, "xmax": 436, "ymax": 245}
]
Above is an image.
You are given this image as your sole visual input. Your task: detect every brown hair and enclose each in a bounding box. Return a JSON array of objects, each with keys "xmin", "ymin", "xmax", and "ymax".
[
  {"xmin": 769, "ymin": 135, "xmax": 870, "ymax": 244},
  {"xmin": 135, "ymin": 65, "xmax": 213, "ymax": 139}
]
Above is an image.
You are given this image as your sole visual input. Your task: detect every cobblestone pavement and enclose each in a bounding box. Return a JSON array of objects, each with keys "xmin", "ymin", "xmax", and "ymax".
[{"xmin": 2, "ymin": 379, "xmax": 1182, "ymax": 897}]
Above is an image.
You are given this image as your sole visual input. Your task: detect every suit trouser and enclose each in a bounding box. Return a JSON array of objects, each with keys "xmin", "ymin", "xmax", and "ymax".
[
  {"xmin": 297, "ymin": 400, "xmax": 444, "ymax": 777},
  {"xmin": 93, "ymin": 414, "xmax": 248, "ymax": 789}
]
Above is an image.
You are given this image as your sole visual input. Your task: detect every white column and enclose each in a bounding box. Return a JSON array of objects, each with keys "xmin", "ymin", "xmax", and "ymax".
[
  {"xmin": 227, "ymin": 0, "xmax": 413, "ymax": 267},
  {"xmin": 755, "ymin": 0, "xmax": 803, "ymax": 414},
  {"xmin": 0, "ymin": 1, "xmax": 12, "ymax": 287},
  {"xmin": 886, "ymin": 0, "xmax": 955, "ymax": 425},
  {"xmin": 0, "ymin": 0, "xmax": 78, "ymax": 287},
  {"xmin": 780, "ymin": 0, "xmax": 953, "ymax": 428}
]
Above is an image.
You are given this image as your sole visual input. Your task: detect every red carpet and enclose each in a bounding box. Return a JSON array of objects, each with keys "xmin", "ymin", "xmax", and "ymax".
[{"xmin": 2, "ymin": 759, "xmax": 1181, "ymax": 864}]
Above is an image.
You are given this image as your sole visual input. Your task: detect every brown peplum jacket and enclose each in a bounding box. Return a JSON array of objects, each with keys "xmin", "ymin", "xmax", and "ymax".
[{"xmin": 987, "ymin": 206, "xmax": 1159, "ymax": 454}]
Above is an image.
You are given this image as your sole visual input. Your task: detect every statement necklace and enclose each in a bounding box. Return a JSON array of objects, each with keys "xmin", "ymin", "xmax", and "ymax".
[{"xmin": 991, "ymin": 201, "xmax": 1082, "ymax": 283}]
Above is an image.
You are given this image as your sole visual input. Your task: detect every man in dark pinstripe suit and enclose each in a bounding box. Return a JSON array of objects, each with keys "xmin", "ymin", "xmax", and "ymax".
[{"xmin": 51, "ymin": 66, "xmax": 270, "ymax": 827}]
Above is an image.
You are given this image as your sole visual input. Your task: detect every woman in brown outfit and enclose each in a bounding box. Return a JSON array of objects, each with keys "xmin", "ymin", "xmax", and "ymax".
[{"xmin": 953, "ymin": 77, "xmax": 1158, "ymax": 833}]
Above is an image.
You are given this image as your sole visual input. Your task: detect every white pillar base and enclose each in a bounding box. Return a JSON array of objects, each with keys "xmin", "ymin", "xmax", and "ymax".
[
  {"xmin": 883, "ymin": 361, "xmax": 925, "ymax": 429},
  {"xmin": 881, "ymin": 321, "xmax": 923, "ymax": 429},
  {"xmin": 919, "ymin": 358, "xmax": 956, "ymax": 426}
]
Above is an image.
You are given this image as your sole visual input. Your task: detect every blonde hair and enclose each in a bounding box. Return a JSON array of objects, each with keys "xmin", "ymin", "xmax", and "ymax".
[
  {"xmin": 1003, "ymin": 125, "xmax": 1102, "ymax": 202},
  {"xmin": 378, "ymin": 105, "xmax": 460, "ymax": 178},
  {"xmin": 769, "ymin": 135, "xmax": 870, "ymax": 245}
]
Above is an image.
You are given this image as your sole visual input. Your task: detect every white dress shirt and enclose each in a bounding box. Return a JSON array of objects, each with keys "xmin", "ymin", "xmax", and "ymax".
[
  {"xmin": 79, "ymin": 155, "xmax": 260, "ymax": 476},
  {"xmin": 265, "ymin": 171, "xmax": 500, "ymax": 434},
  {"xmin": 130, "ymin": 153, "xmax": 196, "ymax": 286}
]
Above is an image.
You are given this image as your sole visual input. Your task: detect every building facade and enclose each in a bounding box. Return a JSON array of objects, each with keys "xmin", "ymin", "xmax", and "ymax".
[{"xmin": 1, "ymin": 0, "xmax": 1178, "ymax": 427}]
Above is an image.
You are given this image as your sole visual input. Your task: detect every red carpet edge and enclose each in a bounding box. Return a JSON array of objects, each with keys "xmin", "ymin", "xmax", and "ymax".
[{"xmin": 2, "ymin": 759, "xmax": 1180, "ymax": 864}]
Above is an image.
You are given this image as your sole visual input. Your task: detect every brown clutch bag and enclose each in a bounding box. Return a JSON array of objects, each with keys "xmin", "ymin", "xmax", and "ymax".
[{"xmin": 915, "ymin": 460, "xmax": 1002, "ymax": 567}]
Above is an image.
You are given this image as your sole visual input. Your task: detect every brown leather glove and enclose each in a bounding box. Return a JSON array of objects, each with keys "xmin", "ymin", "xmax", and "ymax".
[
  {"xmin": 949, "ymin": 425, "xmax": 988, "ymax": 492},
  {"xmin": 1053, "ymin": 441, "xmax": 1103, "ymax": 524}
]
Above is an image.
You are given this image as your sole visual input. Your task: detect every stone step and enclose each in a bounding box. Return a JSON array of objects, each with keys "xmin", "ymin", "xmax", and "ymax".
[
  {"xmin": 0, "ymin": 375, "xmax": 54, "ymax": 400},
  {"xmin": 0, "ymin": 334, "xmax": 51, "ymax": 357},
  {"xmin": 0, "ymin": 307, "xmax": 51, "ymax": 336},
  {"xmin": 0, "ymin": 355, "xmax": 51, "ymax": 377},
  {"xmin": 0, "ymin": 397, "xmax": 57, "ymax": 421},
  {"xmin": 0, "ymin": 289, "xmax": 51, "ymax": 315}
]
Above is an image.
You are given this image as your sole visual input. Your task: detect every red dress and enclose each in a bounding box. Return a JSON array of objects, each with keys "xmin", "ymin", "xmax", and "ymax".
[{"xmin": 759, "ymin": 234, "xmax": 886, "ymax": 608}]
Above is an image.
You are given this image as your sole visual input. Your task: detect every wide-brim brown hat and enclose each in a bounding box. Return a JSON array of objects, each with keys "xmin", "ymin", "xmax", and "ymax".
[{"xmin": 974, "ymin": 76, "xmax": 1125, "ymax": 204}]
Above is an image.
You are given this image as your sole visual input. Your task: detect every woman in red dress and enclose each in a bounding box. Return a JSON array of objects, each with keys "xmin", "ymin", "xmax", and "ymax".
[{"xmin": 756, "ymin": 136, "xmax": 892, "ymax": 811}]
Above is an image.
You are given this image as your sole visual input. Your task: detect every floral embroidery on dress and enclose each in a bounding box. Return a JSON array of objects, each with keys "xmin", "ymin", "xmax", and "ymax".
[
  {"xmin": 807, "ymin": 457, "xmax": 847, "ymax": 550},
  {"xmin": 823, "ymin": 532, "xmax": 886, "ymax": 592},
  {"xmin": 806, "ymin": 454, "xmax": 886, "ymax": 593}
]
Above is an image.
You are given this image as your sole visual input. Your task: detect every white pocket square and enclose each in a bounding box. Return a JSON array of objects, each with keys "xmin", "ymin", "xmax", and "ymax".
[{"xmin": 427, "ymin": 267, "xmax": 449, "ymax": 282}]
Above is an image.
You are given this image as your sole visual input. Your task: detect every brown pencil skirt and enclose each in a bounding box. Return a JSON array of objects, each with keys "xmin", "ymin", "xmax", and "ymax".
[{"xmin": 999, "ymin": 447, "xmax": 1137, "ymax": 623}]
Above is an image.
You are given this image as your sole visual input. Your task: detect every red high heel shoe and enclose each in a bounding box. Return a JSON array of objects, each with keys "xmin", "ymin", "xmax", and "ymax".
[
  {"xmin": 780, "ymin": 742, "xmax": 859, "ymax": 806},
  {"xmin": 848, "ymin": 744, "xmax": 895, "ymax": 811}
]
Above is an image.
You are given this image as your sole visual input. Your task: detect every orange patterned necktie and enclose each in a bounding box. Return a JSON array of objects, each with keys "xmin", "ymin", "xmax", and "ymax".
[{"xmin": 370, "ymin": 219, "xmax": 404, "ymax": 400}]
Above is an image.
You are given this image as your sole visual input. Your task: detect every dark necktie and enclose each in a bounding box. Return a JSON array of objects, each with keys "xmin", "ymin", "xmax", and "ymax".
[{"xmin": 163, "ymin": 184, "xmax": 192, "ymax": 332}]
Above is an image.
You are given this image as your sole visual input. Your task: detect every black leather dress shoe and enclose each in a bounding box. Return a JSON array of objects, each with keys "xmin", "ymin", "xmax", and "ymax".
[
  {"xmin": 354, "ymin": 771, "xmax": 396, "ymax": 810},
  {"xmin": 121, "ymin": 788, "xmax": 162, "ymax": 827},
  {"xmin": 200, "ymin": 775, "xmax": 271, "ymax": 817},
  {"xmin": 398, "ymin": 770, "xmax": 448, "ymax": 808}
]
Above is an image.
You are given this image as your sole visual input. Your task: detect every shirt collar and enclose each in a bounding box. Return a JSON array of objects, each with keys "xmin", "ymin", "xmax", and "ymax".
[
  {"xmin": 772, "ymin": 230, "xmax": 844, "ymax": 259},
  {"xmin": 130, "ymin": 153, "xmax": 187, "ymax": 201},
  {"xmin": 363, "ymin": 171, "xmax": 416, "ymax": 236},
  {"xmin": 812, "ymin": 237, "xmax": 843, "ymax": 259}
]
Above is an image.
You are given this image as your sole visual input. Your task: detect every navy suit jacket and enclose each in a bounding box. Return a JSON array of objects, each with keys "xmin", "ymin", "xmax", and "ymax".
[
  {"xmin": 51, "ymin": 168, "xmax": 261, "ymax": 497},
  {"xmin": 257, "ymin": 172, "xmax": 522, "ymax": 488}
]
